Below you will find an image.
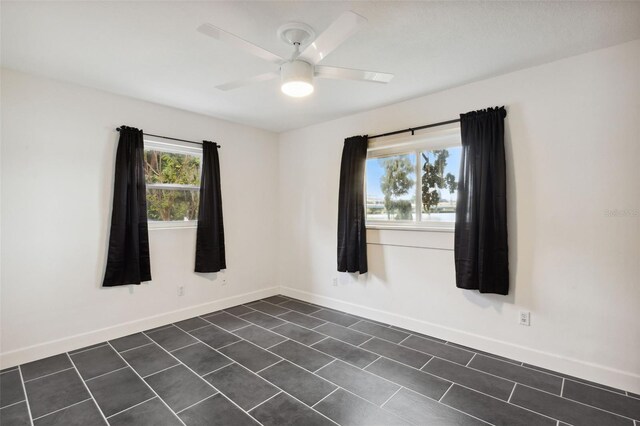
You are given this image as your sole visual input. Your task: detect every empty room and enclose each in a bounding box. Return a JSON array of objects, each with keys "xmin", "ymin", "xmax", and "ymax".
[{"xmin": 1, "ymin": 1, "xmax": 639, "ymax": 425}]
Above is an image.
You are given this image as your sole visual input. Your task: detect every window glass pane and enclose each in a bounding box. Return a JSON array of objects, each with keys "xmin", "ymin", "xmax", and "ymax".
[
  {"xmin": 420, "ymin": 146, "xmax": 461, "ymax": 223},
  {"xmin": 146, "ymin": 188, "xmax": 200, "ymax": 222},
  {"xmin": 144, "ymin": 149, "xmax": 201, "ymax": 221},
  {"xmin": 144, "ymin": 150, "xmax": 201, "ymax": 186},
  {"xmin": 366, "ymin": 153, "xmax": 416, "ymax": 221}
]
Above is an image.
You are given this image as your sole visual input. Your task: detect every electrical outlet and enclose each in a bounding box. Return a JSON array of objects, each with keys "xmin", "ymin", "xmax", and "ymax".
[
  {"xmin": 177, "ymin": 286, "xmax": 185, "ymax": 296},
  {"xmin": 519, "ymin": 311, "xmax": 531, "ymax": 326},
  {"xmin": 332, "ymin": 278, "xmax": 338, "ymax": 286}
]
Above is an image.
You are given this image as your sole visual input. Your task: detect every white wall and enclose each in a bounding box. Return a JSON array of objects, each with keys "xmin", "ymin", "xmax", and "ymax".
[
  {"xmin": 0, "ymin": 69, "xmax": 279, "ymax": 367},
  {"xmin": 277, "ymin": 40, "xmax": 640, "ymax": 392}
]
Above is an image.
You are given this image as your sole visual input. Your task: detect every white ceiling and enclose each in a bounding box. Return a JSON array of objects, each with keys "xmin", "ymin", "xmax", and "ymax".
[{"xmin": 2, "ymin": 1, "xmax": 640, "ymax": 132}]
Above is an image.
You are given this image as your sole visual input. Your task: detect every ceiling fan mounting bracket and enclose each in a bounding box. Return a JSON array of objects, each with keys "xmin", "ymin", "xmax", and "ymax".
[{"xmin": 277, "ymin": 22, "xmax": 315, "ymax": 47}]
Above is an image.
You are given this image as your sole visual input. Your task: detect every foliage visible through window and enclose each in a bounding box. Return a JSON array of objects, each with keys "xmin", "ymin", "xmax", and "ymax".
[
  {"xmin": 366, "ymin": 145, "xmax": 461, "ymax": 226},
  {"xmin": 144, "ymin": 146, "xmax": 201, "ymax": 222}
]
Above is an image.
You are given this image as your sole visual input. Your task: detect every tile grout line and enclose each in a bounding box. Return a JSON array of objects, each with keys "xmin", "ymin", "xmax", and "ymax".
[
  {"xmin": 245, "ymin": 391, "xmax": 283, "ymax": 413},
  {"xmin": 118, "ymin": 342, "xmax": 154, "ymax": 354},
  {"xmin": 255, "ymin": 360, "xmax": 284, "ymax": 375},
  {"xmin": 0, "ymin": 368, "xmax": 19, "ymax": 376},
  {"xmin": 348, "ymin": 319, "xmax": 363, "ymax": 328},
  {"xmin": 357, "ymin": 336, "xmax": 375, "ymax": 347},
  {"xmin": 397, "ymin": 334, "xmax": 411, "ymax": 345},
  {"xmin": 17, "ymin": 367, "xmax": 34, "ymax": 426},
  {"xmin": 31, "ymin": 397, "xmax": 93, "ymax": 421},
  {"xmin": 175, "ymin": 393, "xmax": 218, "ymax": 415},
  {"xmin": 84, "ymin": 366, "xmax": 129, "ymax": 382},
  {"xmin": 64, "ymin": 353, "xmax": 110, "ymax": 426},
  {"xmin": 169, "ymin": 341, "xmax": 200, "ymax": 353},
  {"xmin": 230, "ymin": 323, "xmax": 253, "ymax": 332},
  {"xmin": 361, "ymin": 356, "xmax": 381, "ymax": 371},
  {"xmin": 561, "ymin": 378, "xmax": 565, "ymax": 396},
  {"xmin": 142, "ymin": 363, "xmax": 181, "ymax": 379},
  {"xmin": 311, "ymin": 387, "xmax": 339, "ymax": 408},
  {"xmin": 67, "ymin": 343, "xmax": 109, "ymax": 356},
  {"xmin": 186, "ymin": 322, "xmax": 218, "ymax": 333},
  {"xmin": 145, "ymin": 324, "xmax": 174, "ymax": 334},
  {"xmin": 438, "ymin": 383, "xmax": 455, "ymax": 403},
  {"xmin": 22, "ymin": 366, "xmax": 76, "ymax": 383},
  {"xmin": 466, "ymin": 353, "xmax": 477, "ymax": 367},
  {"xmin": 215, "ymin": 339, "xmax": 243, "ymax": 351},
  {"xmin": 105, "ymin": 396, "xmax": 157, "ymax": 419},
  {"xmin": 507, "ymin": 382, "xmax": 517, "ymax": 403},
  {"xmin": 420, "ymin": 356, "xmax": 434, "ymax": 370},
  {"xmin": 265, "ymin": 339, "xmax": 289, "ymax": 350},
  {"xmin": 200, "ymin": 361, "xmax": 235, "ymax": 378},
  {"xmin": 314, "ymin": 359, "xmax": 337, "ymax": 374},
  {"xmin": 312, "ymin": 336, "xmax": 329, "ymax": 346},
  {"xmin": 0, "ymin": 399, "xmax": 27, "ymax": 411},
  {"xmin": 105, "ymin": 341, "xmax": 187, "ymax": 426},
  {"xmin": 380, "ymin": 386, "xmax": 403, "ymax": 407}
]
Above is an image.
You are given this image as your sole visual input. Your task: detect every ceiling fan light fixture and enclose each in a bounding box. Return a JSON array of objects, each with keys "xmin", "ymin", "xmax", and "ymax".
[{"xmin": 281, "ymin": 60, "xmax": 314, "ymax": 97}]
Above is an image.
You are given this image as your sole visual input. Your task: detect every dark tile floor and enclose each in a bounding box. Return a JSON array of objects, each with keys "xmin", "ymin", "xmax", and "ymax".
[{"xmin": 1, "ymin": 295, "xmax": 639, "ymax": 426}]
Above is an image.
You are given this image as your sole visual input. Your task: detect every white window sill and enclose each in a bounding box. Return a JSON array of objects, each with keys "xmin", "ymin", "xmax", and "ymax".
[
  {"xmin": 149, "ymin": 221, "xmax": 197, "ymax": 230},
  {"xmin": 365, "ymin": 223, "xmax": 454, "ymax": 233}
]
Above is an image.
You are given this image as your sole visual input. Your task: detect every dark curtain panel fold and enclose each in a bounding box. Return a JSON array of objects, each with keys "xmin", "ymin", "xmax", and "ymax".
[
  {"xmin": 103, "ymin": 126, "xmax": 151, "ymax": 286},
  {"xmin": 337, "ymin": 135, "xmax": 368, "ymax": 274},
  {"xmin": 455, "ymin": 107, "xmax": 509, "ymax": 294},
  {"xmin": 195, "ymin": 141, "xmax": 226, "ymax": 272}
]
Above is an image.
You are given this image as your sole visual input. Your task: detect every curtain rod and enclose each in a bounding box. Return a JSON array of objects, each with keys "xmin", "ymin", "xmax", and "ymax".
[
  {"xmin": 368, "ymin": 118, "xmax": 460, "ymax": 140},
  {"xmin": 116, "ymin": 127, "xmax": 221, "ymax": 148}
]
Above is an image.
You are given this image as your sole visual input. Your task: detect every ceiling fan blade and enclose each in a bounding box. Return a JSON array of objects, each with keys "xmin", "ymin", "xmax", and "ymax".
[
  {"xmin": 315, "ymin": 65, "xmax": 393, "ymax": 84},
  {"xmin": 216, "ymin": 72, "xmax": 279, "ymax": 91},
  {"xmin": 198, "ymin": 23, "xmax": 285, "ymax": 65},
  {"xmin": 299, "ymin": 11, "xmax": 367, "ymax": 64}
]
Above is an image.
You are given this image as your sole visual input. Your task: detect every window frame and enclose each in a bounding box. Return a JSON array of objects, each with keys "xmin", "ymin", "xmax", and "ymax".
[
  {"xmin": 365, "ymin": 124, "xmax": 461, "ymax": 232},
  {"xmin": 143, "ymin": 137, "xmax": 202, "ymax": 230}
]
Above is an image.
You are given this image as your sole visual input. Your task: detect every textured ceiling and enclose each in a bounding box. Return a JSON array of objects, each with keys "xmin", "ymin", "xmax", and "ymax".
[{"xmin": 2, "ymin": 1, "xmax": 640, "ymax": 132}]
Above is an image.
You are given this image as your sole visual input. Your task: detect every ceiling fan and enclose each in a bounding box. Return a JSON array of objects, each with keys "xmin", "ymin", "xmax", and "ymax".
[{"xmin": 197, "ymin": 11, "xmax": 394, "ymax": 98}]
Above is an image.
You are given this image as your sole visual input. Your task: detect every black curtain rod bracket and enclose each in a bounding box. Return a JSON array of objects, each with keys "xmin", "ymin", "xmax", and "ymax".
[
  {"xmin": 116, "ymin": 127, "xmax": 221, "ymax": 148},
  {"xmin": 368, "ymin": 118, "xmax": 461, "ymax": 140}
]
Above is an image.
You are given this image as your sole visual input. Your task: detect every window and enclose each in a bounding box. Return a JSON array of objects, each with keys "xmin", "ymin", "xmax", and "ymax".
[
  {"xmin": 365, "ymin": 126, "xmax": 461, "ymax": 230},
  {"xmin": 143, "ymin": 139, "xmax": 202, "ymax": 227}
]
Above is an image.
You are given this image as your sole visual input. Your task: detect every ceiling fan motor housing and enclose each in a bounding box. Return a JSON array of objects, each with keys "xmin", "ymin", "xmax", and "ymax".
[{"xmin": 280, "ymin": 60, "xmax": 314, "ymax": 97}]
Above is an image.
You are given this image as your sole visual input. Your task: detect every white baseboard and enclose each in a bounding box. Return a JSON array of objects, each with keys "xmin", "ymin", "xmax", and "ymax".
[
  {"xmin": 0, "ymin": 286, "xmax": 279, "ymax": 369},
  {"xmin": 281, "ymin": 286, "xmax": 640, "ymax": 394}
]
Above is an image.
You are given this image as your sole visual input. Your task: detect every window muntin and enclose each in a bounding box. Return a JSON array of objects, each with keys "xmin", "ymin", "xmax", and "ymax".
[
  {"xmin": 365, "ymin": 127, "xmax": 461, "ymax": 230},
  {"xmin": 143, "ymin": 140, "xmax": 202, "ymax": 226}
]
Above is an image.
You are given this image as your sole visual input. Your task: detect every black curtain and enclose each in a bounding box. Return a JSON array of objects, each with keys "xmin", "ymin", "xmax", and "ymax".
[
  {"xmin": 337, "ymin": 135, "xmax": 368, "ymax": 274},
  {"xmin": 103, "ymin": 126, "xmax": 151, "ymax": 286},
  {"xmin": 455, "ymin": 107, "xmax": 509, "ymax": 294},
  {"xmin": 195, "ymin": 141, "xmax": 226, "ymax": 272}
]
